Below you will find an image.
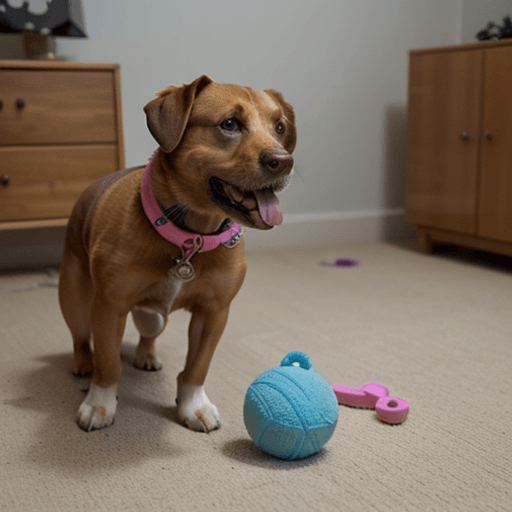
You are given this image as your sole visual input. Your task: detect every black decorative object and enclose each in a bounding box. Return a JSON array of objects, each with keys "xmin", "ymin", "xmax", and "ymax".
[
  {"xmin": 499, "ymin": 15, "xmax": 512, "ymax": 39},
  {"xmin": 0, "ymin": 0, "xmax": 87, "ymax": 59},
  {"xmin": 476, "ymin": 16, "xmax": 512, "ymax": 41}
]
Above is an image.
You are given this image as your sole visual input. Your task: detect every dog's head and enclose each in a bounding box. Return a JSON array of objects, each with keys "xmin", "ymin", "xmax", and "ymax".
[{"xmin": 144, "ymin": 75, "xmax": 296, "ymax": 230}]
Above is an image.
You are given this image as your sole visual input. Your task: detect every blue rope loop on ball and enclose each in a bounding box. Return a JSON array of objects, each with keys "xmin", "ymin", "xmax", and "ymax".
[{"xmin": 280, "ymin": 351, "xmax": 313, "ymax": 370}]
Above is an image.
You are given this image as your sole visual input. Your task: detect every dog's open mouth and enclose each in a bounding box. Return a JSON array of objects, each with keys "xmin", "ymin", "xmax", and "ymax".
[{"xmin": 209, "ymin": 177, "xmax": 284, "ymax": 229}]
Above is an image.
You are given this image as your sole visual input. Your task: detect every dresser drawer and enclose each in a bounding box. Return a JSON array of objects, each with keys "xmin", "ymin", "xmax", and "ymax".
[
  {"xmin": 0, "ymin": 145, "xmax": 119, "ymax": 221},
  {"xmin": 0, "ymin": 69, "xmax": 118, "ymax": 145}
]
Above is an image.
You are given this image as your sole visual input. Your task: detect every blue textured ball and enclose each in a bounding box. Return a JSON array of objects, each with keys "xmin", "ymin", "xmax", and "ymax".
[{"xmin": 243, "ymin": 351, "xmax": 338, "ymax": 460}]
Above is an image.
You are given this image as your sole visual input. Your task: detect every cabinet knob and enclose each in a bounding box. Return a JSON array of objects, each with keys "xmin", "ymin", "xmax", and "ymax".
[
  {"xmin": 0, "ymin": 175, "xmax": 10, "ymax": 187},
  {"xmin": 486, "ymin": 132, "xmax": 494, "ymax": 140},
  {"xmin": 15, "ymin": 98, "xmax": 26, "ymax": 109},
  {"xmin": 460, "ymin": 131, "xmax": 469, "ymax": 141}
]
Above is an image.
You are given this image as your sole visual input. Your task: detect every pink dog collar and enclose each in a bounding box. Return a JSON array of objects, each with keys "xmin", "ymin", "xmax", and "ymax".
[{"xmin": 141, "ymin": 159, "xmax": 243, "ymax": 280}]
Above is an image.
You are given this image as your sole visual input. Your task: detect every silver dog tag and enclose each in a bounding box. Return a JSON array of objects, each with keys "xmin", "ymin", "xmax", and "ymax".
[
  {"xmin": 174, "ymin": 236, "xmax": 203, "ymax": 282},
  {"xmin": 174, "ymin": 260, "xmax": 196, "ymax": 282}
]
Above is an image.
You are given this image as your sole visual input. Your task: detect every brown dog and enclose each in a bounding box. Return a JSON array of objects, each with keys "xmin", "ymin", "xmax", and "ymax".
[{"xmin": 58, "ymin": 75, "xmax": 296, "ymax": 432}]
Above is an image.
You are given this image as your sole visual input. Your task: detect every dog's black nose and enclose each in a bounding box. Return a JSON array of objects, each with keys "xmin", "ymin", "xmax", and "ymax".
[{"xmin": 260, "ymin": 148, "xmax": 294, "ymax": 175}]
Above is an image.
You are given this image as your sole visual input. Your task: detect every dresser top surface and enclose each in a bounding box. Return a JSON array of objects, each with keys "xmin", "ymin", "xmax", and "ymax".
[
  {"xmin": 410, "ymin": 38, "xmax": 512, "ymax": 56},
  {"xmin": 0, "ymin": 60, "xmax": 119, "ymax": 71}
]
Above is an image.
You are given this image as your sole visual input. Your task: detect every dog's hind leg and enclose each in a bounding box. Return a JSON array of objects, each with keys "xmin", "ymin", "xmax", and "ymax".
[
  {"xmin": 59, "ymin": 247, "xmax": 94, "ymax": 377},
  {"xmin": 131, "ymin": 307, "xmax": 167, "ymax": 371}
]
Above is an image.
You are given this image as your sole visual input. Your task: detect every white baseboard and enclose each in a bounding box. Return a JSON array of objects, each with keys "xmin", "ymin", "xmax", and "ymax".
[
  {"xmin": 244, "ymin": 208, "xmax": 414, "ymax": 251},
  {"xmin": 0, "ymin": 209, "xmax": 414, "ymax": 270}
]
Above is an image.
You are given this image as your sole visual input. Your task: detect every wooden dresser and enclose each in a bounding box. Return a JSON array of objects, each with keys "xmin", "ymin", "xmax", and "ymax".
[
  {"xmin": 0, "ymin": 60, "xmax": 124, "ymax": 231},
  {"xmin": 404, "ymin": 40, "xmax": 512, "ymax": 257}
]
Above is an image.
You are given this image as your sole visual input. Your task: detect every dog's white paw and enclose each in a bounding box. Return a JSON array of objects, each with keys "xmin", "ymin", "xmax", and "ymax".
[
  {"xmin": 177, "ymin": 384, "xmax": 221, "ymax": 433},
  {"xmin": 76, "ymin": 382, "xmax": 118, "ymax": 432}
]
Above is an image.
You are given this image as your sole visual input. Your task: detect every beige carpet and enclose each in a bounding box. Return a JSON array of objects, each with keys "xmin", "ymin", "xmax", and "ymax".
[{"xmin": 1, "ymin": 242, "xmax": 510, "ymax": 512}]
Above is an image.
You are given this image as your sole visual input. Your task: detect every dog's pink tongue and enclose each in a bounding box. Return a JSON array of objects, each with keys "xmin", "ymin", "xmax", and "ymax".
[{"xmin": 254, "ymin": 189, "xmax": 283, "ymax": 226}]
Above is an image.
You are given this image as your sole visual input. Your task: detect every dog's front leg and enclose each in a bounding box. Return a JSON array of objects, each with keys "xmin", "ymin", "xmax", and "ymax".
[
  {"xmin": 177, "ymin": 306, "xmax": 229, "ymax": 432},
  {"xmin": 76, "ymin": 298, "xmax": 127, "ymax": 432}
]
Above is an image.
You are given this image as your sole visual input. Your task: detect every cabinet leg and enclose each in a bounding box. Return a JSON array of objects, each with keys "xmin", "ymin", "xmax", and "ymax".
[{"xmin": 415, "ymin": 228, "xmax": 434, "ymax": 254}]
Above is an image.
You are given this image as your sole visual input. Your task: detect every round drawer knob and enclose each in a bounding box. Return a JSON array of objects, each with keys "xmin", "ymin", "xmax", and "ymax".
[
  {"xmin": 460, "ymin": 131, "xmax": 469, "ymax": 141},
  {"xmin": 15, "ymin": 98, "xmax": 26, "ymax": 109},
  {"xmin": 1, "ymin": 175, "xmax": 10, "ymax": 187}
]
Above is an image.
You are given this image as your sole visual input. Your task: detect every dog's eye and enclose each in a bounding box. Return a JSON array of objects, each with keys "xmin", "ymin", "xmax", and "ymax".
[
  {"xmin": 220, "ymin": 118, "xmax": 241, "ymax": 133},
  {"xmin": 276, "ymin": 122, "xmax": 285, "ymax": 135}
]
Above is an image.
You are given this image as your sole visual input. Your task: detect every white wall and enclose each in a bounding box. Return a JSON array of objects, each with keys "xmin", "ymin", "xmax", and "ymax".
[
  {"xmin": 4, "ymin": 0, "xmax": 510, "ymax": 265},
  {"xmin": 53, "ymin": 0, "xmax": 459, "ymax": 221}
]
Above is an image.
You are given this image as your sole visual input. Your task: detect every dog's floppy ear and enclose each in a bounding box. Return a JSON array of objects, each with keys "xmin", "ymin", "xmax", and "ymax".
[
  {"xmin": 144, "ymin": 75, "xmax": 213, "ymax": 153},
  {"xmin": 264, "ymin": 89, "xmax": 297, "ymax": 154}
]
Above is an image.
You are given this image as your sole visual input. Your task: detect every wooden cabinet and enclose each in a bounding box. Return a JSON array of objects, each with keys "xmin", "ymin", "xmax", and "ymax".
[
  {"xmin": 405, "ymin": 40, "xmax": 512, "ymax": 256},
  {"xmin": 0, "ymin": 60, "xmax": 124, "ymax": 230}
]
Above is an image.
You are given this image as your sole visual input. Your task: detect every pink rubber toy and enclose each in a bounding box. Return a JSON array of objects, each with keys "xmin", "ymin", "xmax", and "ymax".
[
  {"xmin": 332, "ymin": 382, "xmax": 389, "ymax": 408},
  {"xmin": 375, "ymin": 396, "xmax": 409, "ymax": 424},
  {"xmin": 332, "ymin": 382, "xmax": 409, "ymax": 424}
]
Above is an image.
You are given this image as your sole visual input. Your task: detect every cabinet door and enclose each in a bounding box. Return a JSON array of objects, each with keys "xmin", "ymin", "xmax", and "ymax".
[
  {"xmin": 477, "ymin": 47, "xmax": 512, "ymax": 243},
  {"xmin": 405, "ymin": 50, "xmax": 483, "ymax": 234}
]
